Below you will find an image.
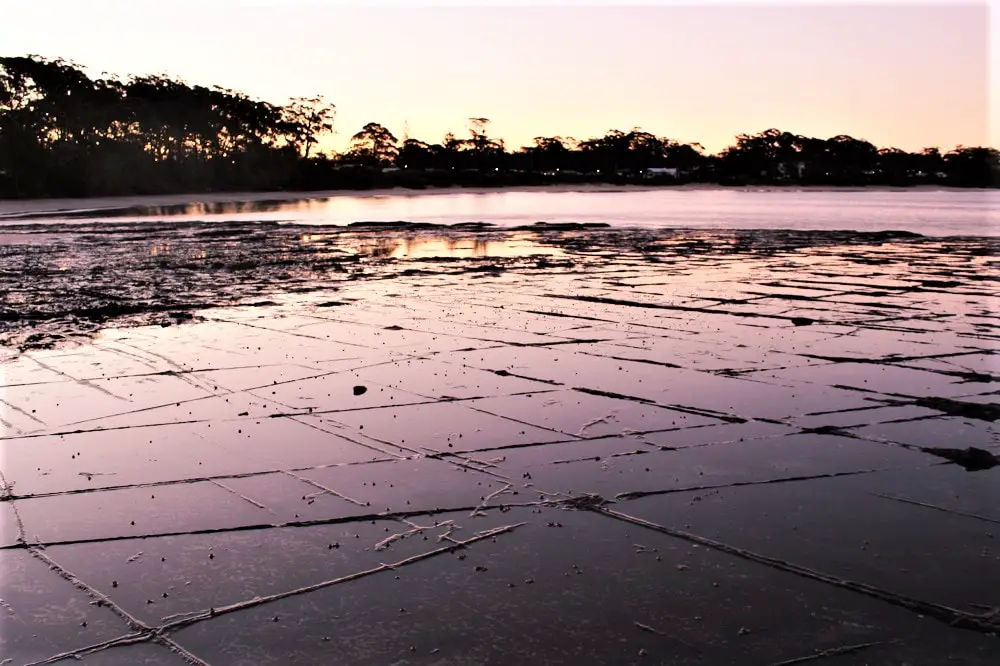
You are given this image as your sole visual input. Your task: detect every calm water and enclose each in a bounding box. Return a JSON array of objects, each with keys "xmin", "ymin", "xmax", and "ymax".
[{"xmin": 1, "ymin": 187, "xmax": 997, "ymax": 236}]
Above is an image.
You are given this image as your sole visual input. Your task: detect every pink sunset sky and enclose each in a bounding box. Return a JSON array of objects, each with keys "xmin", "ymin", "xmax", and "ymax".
[{"xmin": 2, "ymin": 0, "xmax": 992, "ymax": 154}]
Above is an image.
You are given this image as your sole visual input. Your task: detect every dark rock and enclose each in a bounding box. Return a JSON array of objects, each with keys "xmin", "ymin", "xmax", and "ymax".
[
  {"xmin": 920, "ymin": 446, "xmax": 1000, "ymax": 472},
  {"xmin": 914, "ymin": 397, "xmax": 1000, "ymax": 423}
]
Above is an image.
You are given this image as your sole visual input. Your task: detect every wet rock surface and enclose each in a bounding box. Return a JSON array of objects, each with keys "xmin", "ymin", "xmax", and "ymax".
[{"xmin": 1, "ymin": 223, "xmax": 998, "ymax": 664}]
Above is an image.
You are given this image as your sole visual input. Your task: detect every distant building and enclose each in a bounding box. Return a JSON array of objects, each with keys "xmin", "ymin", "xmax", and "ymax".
[{"xmin": 644, "ymin": 167, "xmax": 679, "ymax": 179}]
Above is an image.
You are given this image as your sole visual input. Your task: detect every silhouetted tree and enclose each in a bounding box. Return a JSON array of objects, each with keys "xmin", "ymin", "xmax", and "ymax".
[
  {"xmin": 348, "ymin": 122, "xmax": 398, "ymax": 166},
  {"xmin": 919, "ymin": 147, "xmax": 946, "ymax": 175},
  {"xmin": 436, "ymin": 132, "xmax": 465, "ymax": 171},
  {"xmin": 943, "ymin": 146, "xmax": 1000, "ymax": 187},
  {"xmin": 464, "ymin": 117, "xmax": 505, "ymax": 170},
  {"xmin": 718, "ymin": 129, "xmax": 799, "ymax": 182},
  {"xmin": 0, "ymin": 55, "xmax": 329, "ymax": 196},
  {"xmin": 1, "ymin": 54, "xmax": 997, "ymax": 196},
  {"xmin": 877, "ymin": 148, "xmax": 915, "ymax": 185},
  {"xmin": 664, "ymin": 142, "xmax": 707, "ymax": 172},
  {"xmin": 520, "ymin": 136, "xmax": 572, "ymax": 172},
  {"xmin": 579, "ymin": 129, "xmax": 630, "ymax": 174},
  {"xmin": 397, "ymin": 138, "xmax": 433, "ymax": 169},
  {"xmin": 282, "ymin": 96, "xmax": 336, "ymax": 158}
]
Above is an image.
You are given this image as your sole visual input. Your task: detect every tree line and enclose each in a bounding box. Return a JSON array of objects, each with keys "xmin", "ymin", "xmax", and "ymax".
[{"xmin": 1, "ymin": 55, "xmax": 996, "ymax": 198}]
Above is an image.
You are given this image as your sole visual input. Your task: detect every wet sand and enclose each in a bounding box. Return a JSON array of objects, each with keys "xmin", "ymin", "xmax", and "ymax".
[{"xmin": 1, "ymin": 223, "xmax": 998, "ymax": 664}]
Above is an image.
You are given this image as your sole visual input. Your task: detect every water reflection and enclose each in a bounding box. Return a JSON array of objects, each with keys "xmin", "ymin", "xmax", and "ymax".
[
  {"xmin": 388, "ymin": 236, "xmax": 561, "ymax": 259},
  {"xmin": 148, "ymin": 200, "xmax": 298, "ymax": 217},
  {"xmin": 303, "ymin": 232, "xmax": 564, "ymax": 260},
  {"xmin": 4, "ymin": 188, "xmax": 999, "ymax": 236}
]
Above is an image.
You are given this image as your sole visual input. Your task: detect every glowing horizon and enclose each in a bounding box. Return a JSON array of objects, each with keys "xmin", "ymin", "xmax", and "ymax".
[{"xmin": 1, "ymin": 1, "xmax": 991, "ymax": 155}]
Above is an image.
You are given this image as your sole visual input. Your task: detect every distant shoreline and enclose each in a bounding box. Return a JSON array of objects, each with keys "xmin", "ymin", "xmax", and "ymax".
[{"xmin": 0, "ymin": 183, "xmax": 993, "ymax": 218}]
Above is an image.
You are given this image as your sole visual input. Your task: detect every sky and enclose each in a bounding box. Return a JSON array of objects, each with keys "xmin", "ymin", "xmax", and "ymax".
[{"xmin": 1, "ymin": 0, "xmax": 993, "ymax": 154}]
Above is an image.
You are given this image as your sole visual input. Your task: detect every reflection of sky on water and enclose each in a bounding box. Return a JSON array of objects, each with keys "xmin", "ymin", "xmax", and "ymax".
[
  {"xmin": 4, "ymin": 189, "xmax": 999, "ymax": 236},
  {"xmin": 300, "ymin": 232, "xmax": 563, "ymax": 259},
  {"xmin": 387, "ymin": 236, "xmax": 561, "ymax": 259}
]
